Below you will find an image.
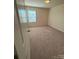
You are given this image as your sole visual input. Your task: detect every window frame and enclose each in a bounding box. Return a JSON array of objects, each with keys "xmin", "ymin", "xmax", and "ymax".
[{"xmin": 18, "ymin": 8, "xmax": 37, "ymax": 23}]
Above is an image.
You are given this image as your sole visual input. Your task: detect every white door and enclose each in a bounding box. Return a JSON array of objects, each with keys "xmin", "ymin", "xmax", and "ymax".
[{"xmin": 14, "ymin": 4, "xmax": 30, "ymax": 59}]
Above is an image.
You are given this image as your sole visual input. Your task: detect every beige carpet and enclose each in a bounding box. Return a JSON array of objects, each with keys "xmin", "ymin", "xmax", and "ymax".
[{"xmin": 29, "ymin": 26, "xmax": 64, "ymax": 59}]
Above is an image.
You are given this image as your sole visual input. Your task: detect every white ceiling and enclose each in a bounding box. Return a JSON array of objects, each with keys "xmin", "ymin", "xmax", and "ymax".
[{"xmin": 17, "ymin": 0, "xmax": 64, "ymax": 8}]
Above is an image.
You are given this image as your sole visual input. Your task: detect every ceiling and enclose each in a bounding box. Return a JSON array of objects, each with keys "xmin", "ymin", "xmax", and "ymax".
[{"xmin": 17, "ymin": 0, "xmax": 64, "ymax": 8}]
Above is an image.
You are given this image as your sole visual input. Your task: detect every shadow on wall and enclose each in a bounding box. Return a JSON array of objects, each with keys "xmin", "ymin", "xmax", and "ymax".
[{"xmin": 14, "ymin": 47, "xmax": 18, "ymax": 59}]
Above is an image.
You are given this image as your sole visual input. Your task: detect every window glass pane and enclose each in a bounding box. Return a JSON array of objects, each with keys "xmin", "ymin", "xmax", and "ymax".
[
  {"xmin": 28, "ymin": 10, "xmax": 36, "ymax": 22},
  {"xmin": 18, "ymin": 9, "xmax": 27, "ymax": 23}
]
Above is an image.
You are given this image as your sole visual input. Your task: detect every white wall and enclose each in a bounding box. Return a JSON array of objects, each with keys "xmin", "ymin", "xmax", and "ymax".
[{"xmin": 48, "ymin": 4, "xmax": 64, "ymax": 32}]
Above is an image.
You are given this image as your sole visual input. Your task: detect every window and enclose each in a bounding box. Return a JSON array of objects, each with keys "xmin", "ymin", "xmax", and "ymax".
[
  {"xmin": 18, "ymin": 9, "xmax": 36, "ymax": 23},
  {"xmin": 18, "ymin": 9, "xmax": 27, "ymax": 23},
  {"xmin": 28, "ymin": 10, "xmax": 36, "ymax": 22}
]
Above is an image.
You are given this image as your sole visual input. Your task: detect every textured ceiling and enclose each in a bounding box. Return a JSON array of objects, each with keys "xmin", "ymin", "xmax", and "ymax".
[{"xmin": 17, "ymin": 0, "xmax": 64, "ymax": 8}]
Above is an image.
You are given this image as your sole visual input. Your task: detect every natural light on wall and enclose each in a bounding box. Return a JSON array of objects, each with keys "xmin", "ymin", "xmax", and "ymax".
[
  {"xmin": 18, "ymin": 9, "xmax": 36, "ymax": 23},
  {"xmin": 44, "ymin": 0, "xmax": 50, "ymax": 4}
]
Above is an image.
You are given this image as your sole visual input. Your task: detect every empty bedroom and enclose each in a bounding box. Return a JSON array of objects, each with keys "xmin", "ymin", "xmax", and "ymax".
[{"xmin": 14, "ymin": 0, "xmax": 64, "ymax": 59}]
